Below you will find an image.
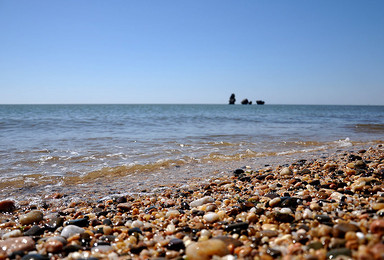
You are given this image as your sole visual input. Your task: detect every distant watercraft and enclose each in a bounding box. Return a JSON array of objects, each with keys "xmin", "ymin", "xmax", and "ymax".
[{"xmin": 256, "ymin": 100, "xmax": 265, "ymax": 105}]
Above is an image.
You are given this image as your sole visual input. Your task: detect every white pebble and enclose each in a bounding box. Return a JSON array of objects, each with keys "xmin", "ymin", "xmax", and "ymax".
[
  {"xmin": 280, "ymin": 208, "xmax": 293, "ymax": 214},
  {"xmin": 2, "ymin": 229, "xmax": 22, "ymax": 239},
  {"xmin": 203, "ymin": 213, "xmax": 220, "ymax": 223},
  {"xmin": 190, "ymin": 196, "xmax": 214, "ymax": 208},
  {"xmin": 61, "ymin": 225, "xmax": 85, "ymax": 238}
]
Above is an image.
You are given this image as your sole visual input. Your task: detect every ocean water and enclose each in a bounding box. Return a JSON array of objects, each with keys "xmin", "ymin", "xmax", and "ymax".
[{"xmin": 0, "ymin": 104, "xmax": 383, "ymax": 196}]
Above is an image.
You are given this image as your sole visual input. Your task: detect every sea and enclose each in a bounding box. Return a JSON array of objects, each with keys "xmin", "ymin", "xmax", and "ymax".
[{"xmin": 1, "ymin": 104, "xmax": 383, "ymax": 199}]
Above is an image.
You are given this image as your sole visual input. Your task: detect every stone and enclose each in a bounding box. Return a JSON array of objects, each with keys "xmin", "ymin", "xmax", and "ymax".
[
  {"xmin": 21, "ymin": 253, "xmax": 49, "ymax": 260},
  {"xmin": 2, "ymin": 229, "xmax": 22, "ymax": 239},
  {"xmin": 229, "ymin": 93, "xmax": 236, "ymax": 104},
  {"xmin": 65, "ymin": 217, "xmax": 89, "ymax": 227},
  {"xmin": 19, "ymin": 210, "xmax": 44, "ymax": 225},
  {"xmin": 186, "ymin": 239, "xmax": 229, "ymax": 260},
  {"xmin": 269, "ymin": 197, "xmax": 281, "ymax": 207},
  {"xmin": 117, "ymin": 203, "xmax": 131, "ymax": 211},
  {"xmin": 46, "ymin": 217, "xmax": 64, "ymax": 231},
  {"xmin": 60, "ymin": 225, "xmax": 85, "ymax": 238},
  {"xmin": 281, "ymin": 197, "xmax": 300, "ymax": 208},
  {"xmin": 273, "ymin": 212, "xmax": 295, "ymax": 223},
  {"xmin": 315, "ymin": 214, "xmax": 332, "ymax": 225},
  {"xmin": 326, "ymin": 248, "xmax": 351, "ymax": 259},
  {"xmin": 45, "ymin": 239, "xmax": 64, "ymax": 253},
  {"xmin": 0, "ymin": 200, "xmax": 15, "ymax": 212},
  {"xmin": 91, "ymin": 245, "xmax": 114, "ymax": 253},
  {"xmin": 0, "ymin": 236, "xmax": 35, "ymax": 255},
  {"xmin": 369, "ymin": 219, "xmax": 384, "ymax": 235},
  {"xmin": 261, "ymin": 230, "xmax": 279, "ymax": 238},
  {"xmin": 128, "ymin": 227, "xmax": 142, "ymax": 235},
  {"xmin": 333, "ymin": 223, "xmax": 360, "ymax": 238},
  {"xmin": 190, "ymin": 196, "xmax": 214, "ymax": 208},
  {"xmin": 307, "ymin": 241, "xmax": 323, "ymax": 250},
  {"xmin": 224, "ymin": 222, "xmax": 249, "ymax": 233},
  {"xmin": 203, "ymin": 213, "xmax": 220, "ymax": 223},
  {"xmin": 280, "ymin": 167, "xmax": 292, "ymax": 176},
  {"xmin": 167, "ymin": 238, "xmax": 185, "ymax": 251},
  {"xmin": 24, "ymin": 225, "xmax": 44, "ymax": 236}
]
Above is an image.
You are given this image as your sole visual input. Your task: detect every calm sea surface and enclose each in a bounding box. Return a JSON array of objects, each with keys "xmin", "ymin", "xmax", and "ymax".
[{"xmin": 0, "ymin": 104, "xmax": 383, "ymax": 194}]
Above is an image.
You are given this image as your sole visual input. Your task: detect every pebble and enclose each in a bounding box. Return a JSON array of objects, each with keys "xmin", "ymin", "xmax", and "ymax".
[
  {"xmin": 190, "ymin": 196, "xmax": 214, "ymax": 207},
  {"xmin": 44, "ymin": 239, "xmax": 64, "ymax": 253},
  {"xmin": 280, "ymin": 167, "xmax": 292, "ymax": 176},
  {"xmin": 203, "ymin": 212, "xmax": 220, "ymax": 223},
  {"xmin": 2, "ymin": 229, "xmax": 22, "ymax": 239},
  {"xmin": 0, "ymin": 146, "xmax": 383, "ymax": 259},
  {"xmin": 65, "ymin": 217, "xmax": 89, "ymax": 227},
  {"xmin": 0, "ymin": 236, "xmax": 35, "ymax": 255},
  {"xmin": 0, "ymin": 200, "xmax": 15, "ymax": 212},
  {"xmin": 333, "ymin": 223, "xmax": 360, "ymax": 238},
  {"xmin": 326, "ymin": 248, "xmax": 352, "ymax": 259},
  {"xmin": 19, "ymin": 210, "xmax": 44, "ymax": 225},
  {"xmin": 167, "ymin": 238, "xmax": 185, "ymax": 251},
  {"xmin": 186, "ymin": 239, "xmax": 229, "ymax": 260},
  {"xmin": 369, "ymin": 219, "xmax": 384, "ymax": 235},
  {"xmin": 61, "ymin": 225, "xmax": 85, "ymax": 238},
  {"xmin": 269, "ymin": 197, "xmax": 281, "ymax": 207}
]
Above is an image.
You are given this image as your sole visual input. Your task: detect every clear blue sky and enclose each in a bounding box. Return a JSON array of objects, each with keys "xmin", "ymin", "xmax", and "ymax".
[{"xmin": 1, "ymin": 1, "xmax": 383, "ymax": 105}]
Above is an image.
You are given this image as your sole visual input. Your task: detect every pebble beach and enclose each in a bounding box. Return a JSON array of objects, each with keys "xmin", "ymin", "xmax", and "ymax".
[{"xmin": 0, "ymin": 144, "xmax": 383, "ymax": 259}]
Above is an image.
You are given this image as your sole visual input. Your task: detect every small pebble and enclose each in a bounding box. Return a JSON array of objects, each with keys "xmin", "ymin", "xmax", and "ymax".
[
  {"xmin": 203, "ymin": 213, "xmax": 220, "ymax": 223},
  {"xmin": 61, "ymin": 225, "xmax": 85, "ymax": 238},
  {"xmin": 19, "ymin": 210, "xmax": 44, "ymax": 225},
  {"xmin": 186, "ymin": 239, "xmax": 229, "ymax": 260}
]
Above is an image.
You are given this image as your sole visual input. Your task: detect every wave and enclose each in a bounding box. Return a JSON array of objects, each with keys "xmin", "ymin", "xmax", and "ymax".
[{"xmin": 353, "ymin": 124, "xmax": 384, "ymax": 133}]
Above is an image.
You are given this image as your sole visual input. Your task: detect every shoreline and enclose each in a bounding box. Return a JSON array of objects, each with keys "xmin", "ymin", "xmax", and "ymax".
[
  {"xmin": 0, "ymin": 143, "xmax": 383, "ymax": 258},
  {"xmin": 1, "ymin": 141, "xmax": 381, "ymax": 202}
]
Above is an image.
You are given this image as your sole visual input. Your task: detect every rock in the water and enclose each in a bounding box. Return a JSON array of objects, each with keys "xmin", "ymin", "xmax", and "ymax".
[
  {"xmin": 229, "ymin": 93, "xmax": 236, "ymax": 105},
  {"xmin": 0, "ymin": 200, "xmax": 15, "ymax": 212},
  {"xmin": 190, "ymin": 196, "xmax": 214, "ymax": 208},
  {"xmin": 0, "ymin": 236, "xmax": 35, "ymax": 255},
  {"xmin": 61, "ymin": 225, "xmax": 85, "ymax": 238},
  {"xmin": 19, "ymin": 210, "xmax": 44, "ymax": 225},
  {"xmin": 186, "ymin": 239, "xmax": 229, "ymax": 260}
]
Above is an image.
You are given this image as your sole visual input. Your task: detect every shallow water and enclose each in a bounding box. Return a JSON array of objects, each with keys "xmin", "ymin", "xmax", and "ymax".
[{"xmin": 0, "ymin": 104, "xmax": 383, "ymax": 198}]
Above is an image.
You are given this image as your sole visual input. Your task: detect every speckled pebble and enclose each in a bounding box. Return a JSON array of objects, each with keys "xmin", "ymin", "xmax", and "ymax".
[{"xmin": 0, "ymin": 236, "xmax": 35, "ymax": 255}]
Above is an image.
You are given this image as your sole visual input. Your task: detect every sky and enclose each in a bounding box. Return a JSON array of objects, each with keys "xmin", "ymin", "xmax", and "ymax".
[{"xmin": 0, "ymin": 1, "xmax": 383, "ymax": 105}]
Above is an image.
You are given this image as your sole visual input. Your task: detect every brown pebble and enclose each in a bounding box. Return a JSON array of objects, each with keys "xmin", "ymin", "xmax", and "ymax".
[
  {"xmin": 369, "ymin": 219, "xmax": 384, "ymax": 235},
  {"xmin": 45, "ymin": 239, "xmax": 64, "ymax": 253},
  {"xmin": 117, "ymin": 203, "xmax": 132, "ymax": 211},
  {"xmin": 0, "ymin": 236, "xmax": 35, "ymax": 255},
  {"xmin": 186, "ymin": 239, "xmax": 230, "ymax": 260},
  {"xmin": 0, "ymin": 200, "xmax": 15, "ymax": 212}
]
